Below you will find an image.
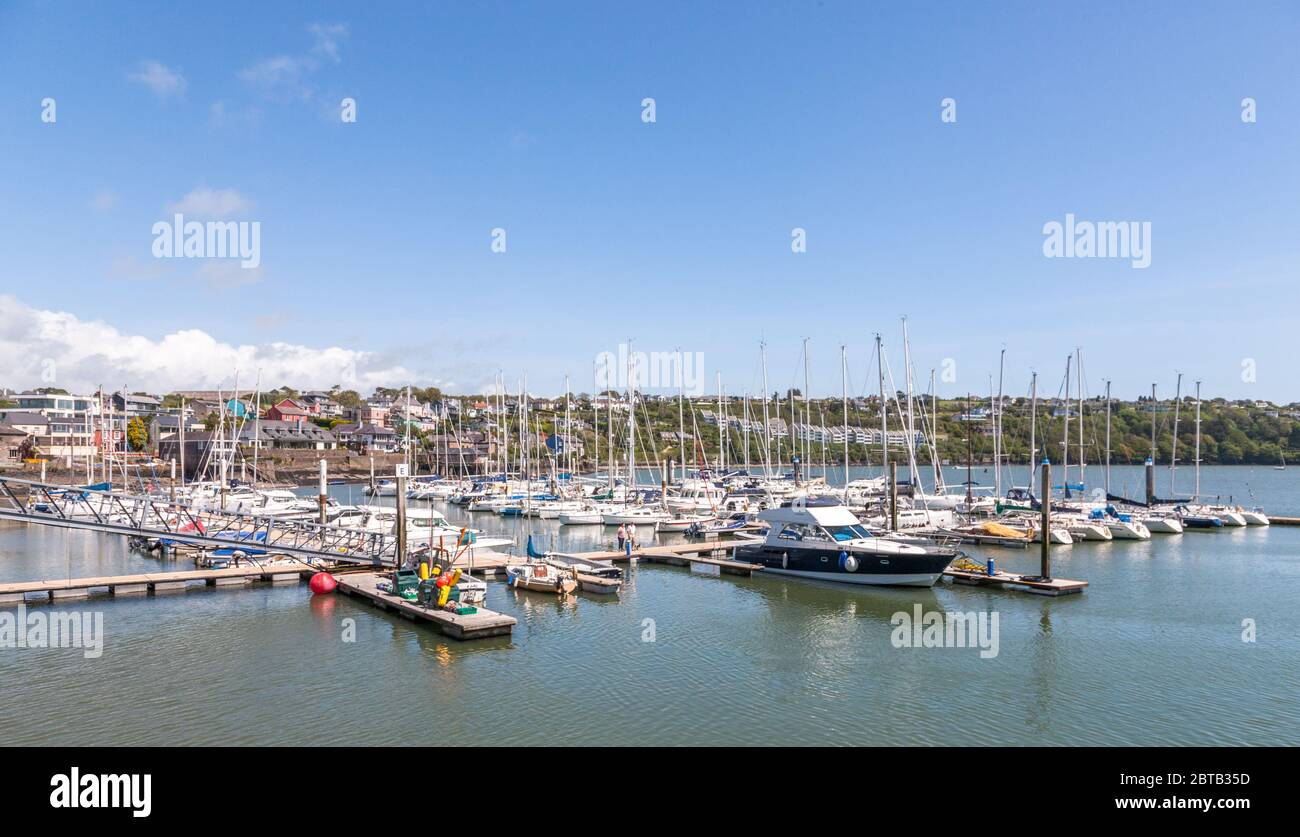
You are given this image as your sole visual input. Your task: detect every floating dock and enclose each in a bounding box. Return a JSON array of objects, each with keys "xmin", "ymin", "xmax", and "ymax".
[
  {"xmin": 569, "ymin": 540, "xmax": 1088, "ymax": 594},
  {"xmin": 942, "ymin": 567, "xmax": 1088, "ymax": 596},
  {"xmin": 334, "ymin": 571, "xmax": 515, "ymax": 640},
  {"xmin": 0, "ymin": 564, "xmax": 311, "ymax": 603}
]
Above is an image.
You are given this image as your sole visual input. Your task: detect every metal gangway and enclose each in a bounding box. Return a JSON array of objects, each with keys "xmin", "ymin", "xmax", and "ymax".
[{"xmin": 0, "ymin": 476, "xmax": 399, "ymax": 566}]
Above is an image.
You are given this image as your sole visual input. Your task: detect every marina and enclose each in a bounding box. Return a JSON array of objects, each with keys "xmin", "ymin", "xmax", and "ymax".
[{"xmin": 3, "ymin": 467, "xmax": 1296, "ymax": 747}]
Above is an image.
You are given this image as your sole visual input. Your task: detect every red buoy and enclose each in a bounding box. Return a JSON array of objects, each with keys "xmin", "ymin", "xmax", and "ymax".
[{"xmin": 309, "ymin": 572, "xmax": 337, "ymax": 595}]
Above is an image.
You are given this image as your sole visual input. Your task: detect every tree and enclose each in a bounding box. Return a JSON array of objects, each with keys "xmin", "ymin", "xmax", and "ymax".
[
  {"xmin": 17, "ymin": 436, "xmax": 40, "ymax": 460},
  {"xmin": 127, "ymin": 417, "xmax": 149, "ymax": 452}
]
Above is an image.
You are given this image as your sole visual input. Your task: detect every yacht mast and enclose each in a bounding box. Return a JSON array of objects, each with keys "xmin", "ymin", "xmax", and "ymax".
[
  {"xmin": 1170, "ymin": 372, "xmax": 1183, "ymax": 496},
  {"xmin": 1104, "ymin": 379, "xmax": 1112, "ymax": 496},
  {"xmin": 1076, "ymin": 348, "xmax": 1084, "ymax": 490},
  {"xmin": 802, "ymin": 338, "xmax": 811, "ymax": 473},
  {"xmin": 929, "ymin": 368, "xmax": 942, "ymax": 492},
  {"xmin": 901, "ymin": 318, "xmax": 920, "ymax": 488},
  {"xmin": 1028, "ymin": 371, "xmax": 1038, "ymax": 496},
  {"xmin": 876, "ymin": 333, "xmax": 887, "ymax": 487},
  {"xmin": 252, "ymin": 370, "xmax": 261, "ymax": 487},
  {"xmin": 1149, "ymin": 382, "xmax": 1157, "ymax": 464},
  {"xmin": 760, "ymin": 341, "xmax": 772, "ymax": 477},
  {"xmin": 1061, "ymin": 354, "xmax": 1071, "ymax": 499},
  {"xmin": 718, "ymin": 372, "xmax": 727, "ymax": 473},
  {"xmin": 676, "ymin": 350, "xmax": 686, "ymax": 484},
  {"xmin": 994, "ymin": 347, "xmax": 1005, "ymax": 498},
  {"xmin": 1194, "ymin": 379, "xmax": 1202, "ymax": 499},
  {"xmin": 626, "ymin": 339, "xmax": 636, "ymax": 491},
  {"xmin": 742, "ymin": 392, "xmax": 751, "ymax": 474},
  {"xmin": 840, "ymin": 344, "xmax": 849, "ymax": 504}
]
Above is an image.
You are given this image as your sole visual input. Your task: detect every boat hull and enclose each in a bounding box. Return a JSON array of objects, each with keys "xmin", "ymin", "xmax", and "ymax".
[
  {"xmin": 1105, "ymin": 520, "xmax": 1151, "ymax": 540},
  {"xmin": 733, "ymin": 544, "xmax": 955, "ymax": 588},
  {"xmin": 1143, "ymin": 516, "xmax": 1183, "ymax": 534}
]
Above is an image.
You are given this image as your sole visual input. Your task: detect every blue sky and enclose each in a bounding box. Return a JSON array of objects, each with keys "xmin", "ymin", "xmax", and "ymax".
[{"xmin": 1, "ymin": 1, "xmax": 1297, "ymax": 400}]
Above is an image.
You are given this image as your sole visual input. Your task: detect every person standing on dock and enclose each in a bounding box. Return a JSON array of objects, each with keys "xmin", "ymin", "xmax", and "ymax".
[
  {"xmin": 627, "ymin": 522, "xmax": 639, "ymax": 549},
  {"xmin": 617, "ymin": 524, "xmax": 627, "ymax": 551}
]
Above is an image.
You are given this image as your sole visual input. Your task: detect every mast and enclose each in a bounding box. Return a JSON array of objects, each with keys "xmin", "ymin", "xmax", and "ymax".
[
  {"xmin": 1076, "ymin": 348, "xmax": 1084, "ymax": 489},
  {"xmin": 994, "ymin": 347, "xmax": 1005, "ymax": 498},
  {"xmin": 1028, "ymin": 372, "xmax": 1038, "ymax": 496},
  {"xmin": 178, "ymin": 396, "xmax": 186, "ymax": 489},
  {"xmin": 788, "ymin": 383, "xmax": 797, "ymax": 480},
  {"xmin": 564, "ymin": 374, "xmax": 572, "ymax": 482},
  {"xmin": 876, "ymin": 333, "xmax": 887, "ymax": 486},
  {"xmin": 840, "ymin": 344, "xmax": 849, "ymax": 503},
  {"xmin": 802, "ymin": 338, "xmax": 811, "ymax": 474},
  {"xmin": 626, "ymin": 338, "xmax": 636, "ymax": 491},
  {"xmin": 1149, "ymin": 382, "xmax": 1157, "ymax": 464},
  {"xmin": 742, "ymin": 393, "xmax": 751, "ymax": 474},
  {"xmin": 677, "ymin": 349, "xmax": 686, "ymax": 485},
  {"xmin": 252, "ymin": 370, "xmax": 261, "ymax": 487},
  {"xmin": 404, "ymin": 385, "xmax": 412, "ymax": 475},
  {"xmin": 717, "ymin": 372, "xmax": 726, "ymax": 472},
  {"xmin": 901, "ymin": 318, "xmax": 920, "ymax": 489},
  {"xmin": 965, "ymin": 391, "xmax": 973, "ymax": 510},
  {"xmin": 1061, "ymin": 354, "xmax": 1071, "ymax": 499},
  {"xmin": 1170, "ymin": 372, "xmax": 1183, "ymax": 495},
  {"xmin": 1104, "ymin": 379, "xmax": 1112, "ymax": 496},
  {"xmin": 1193, "ymin": 379, "xmax": 1202, "ymax": 499},
  {"xmin": 929, "ymin": 368, "xmax": 942, "ymax": 492},
  {"xmin": 759, "ymin": 340, "xmax": 771, "ymax": 477}
]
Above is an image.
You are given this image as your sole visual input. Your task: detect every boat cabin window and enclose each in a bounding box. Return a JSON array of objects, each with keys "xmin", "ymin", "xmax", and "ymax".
[
  {"xmin": 777, "ymin": 523, "xmax": 816, "ymax": 541},
  {"xmin": 822, "ymin": 524, "xmax": 872, "ymax": 542}
]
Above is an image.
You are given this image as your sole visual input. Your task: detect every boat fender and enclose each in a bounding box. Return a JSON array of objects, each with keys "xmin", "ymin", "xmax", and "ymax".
[
  {"xmin": 782, "ymin": 552, "xmax": 788, "ymax": 569},
  {"xmin": 839, "ymin": 551, "xmax": 858, "ymax": 573}
]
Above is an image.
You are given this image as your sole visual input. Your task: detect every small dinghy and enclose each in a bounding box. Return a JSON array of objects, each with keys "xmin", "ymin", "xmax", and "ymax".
[
  {"xmin": 506, "ymin": 559, "xmax": 577, "ymax": 595},
  {"xmin": 526, "ymin": 536, "xmax": 623, "ymax": 595},
  {"xmin": 657, "ymin": 513, "xmax": 716, "ymax": 533}
]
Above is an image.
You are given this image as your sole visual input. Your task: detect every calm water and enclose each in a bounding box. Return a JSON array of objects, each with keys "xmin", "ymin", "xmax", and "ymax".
[{"xmin": 1, "ymin": 466, "xmax": 1297, "ymax": 746}]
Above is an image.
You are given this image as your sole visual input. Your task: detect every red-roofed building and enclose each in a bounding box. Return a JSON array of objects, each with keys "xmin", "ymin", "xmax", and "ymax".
[{"xmin": 264, "ymin": 398, "xmax": 312, "ymax": 427}]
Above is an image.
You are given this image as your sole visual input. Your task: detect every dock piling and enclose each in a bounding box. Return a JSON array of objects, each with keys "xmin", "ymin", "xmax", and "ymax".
[
  {"xmin": 1040, "ymin": 459, "xmax": 1051, "ymax": 580},
  {"xmin": 318, "ymin": 458, "xmax": 328, "ymax": 525}
]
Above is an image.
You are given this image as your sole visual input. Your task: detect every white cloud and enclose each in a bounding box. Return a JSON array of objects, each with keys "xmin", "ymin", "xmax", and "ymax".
[
  {"xmin": 308, "ymin": 22, "xmax": 348, "ymax": 63},
  {"xmin": 0, "ymin": 296, "xmax": 417, "ymax": 394},
  {"xmin": 239, "ymin": 22, "xmax": 347, "ymax": 101},
  {"xmin": 239, "ymin": 55, "xmax": 316, "ymax": 101},
  {"xmin": 166, "ymin": 187, "xmax": 254, "ymax": 219},
  {"xmin": 129, "ymin": 60, "xmax": 186, "ymax": 99}
]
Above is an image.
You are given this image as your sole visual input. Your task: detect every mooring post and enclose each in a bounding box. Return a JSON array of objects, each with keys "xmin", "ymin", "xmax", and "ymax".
[
  {"xmin": 1145, "ymin": 457, "xmax": 1155, "ymax": 507},
  {"xmin": 395, "ymin": 466, "xmax": 408, "ymax": 572},
  {"xmin": 890, "ymin": 462, "xmax": 899, "ymax": 531},
  {"xmin": 1041, "ymin": 458, "xmax": 1052, "ymax": 580},
  {"xmin": 318, "ymin": 458, "xmax": 328, "ymax": 525}
]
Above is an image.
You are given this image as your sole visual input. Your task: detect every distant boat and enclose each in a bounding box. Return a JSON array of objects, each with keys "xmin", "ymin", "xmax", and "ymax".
[{"xmin": 1276, "ymin": 454, "xmax": 1286, "ymax": 471}]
